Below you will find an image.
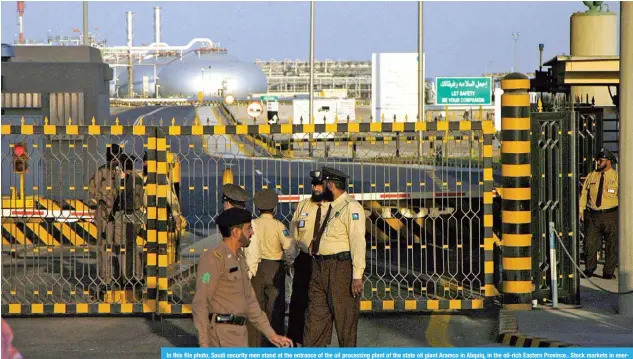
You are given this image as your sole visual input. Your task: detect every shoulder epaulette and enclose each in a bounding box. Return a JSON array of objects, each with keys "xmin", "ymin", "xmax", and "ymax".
[{"xmin": 213, "ymin": 250, "xmax": 222, "ymax": 259}]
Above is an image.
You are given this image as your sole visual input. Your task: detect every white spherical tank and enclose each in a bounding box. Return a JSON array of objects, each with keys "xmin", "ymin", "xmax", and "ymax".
[
  {"xmin": 570, "ymin": 8, "xmax": 617, "ymax": 106},
  {"xmin": 157, "ymin": 52, "xmax": 267, "ymax": 99}
]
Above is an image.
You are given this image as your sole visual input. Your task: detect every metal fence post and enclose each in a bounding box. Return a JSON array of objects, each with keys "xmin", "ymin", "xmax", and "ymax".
[
  {"xmin": 156, "ymin": 127, "xmax": 169, "ymax": 315},
  {"xmin": 145, "ymin": 128, "xmax": 159, "ymax": 314},
  {"xmin": 501, "ymin": 73, "xmax": 533, "ymax": 310}
]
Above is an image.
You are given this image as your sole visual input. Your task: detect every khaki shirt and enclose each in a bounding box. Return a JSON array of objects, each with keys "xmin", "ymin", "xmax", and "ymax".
[
  {"xmin": 579, "ymin": 168, "xmax": 619, "ymax": 213},
  {"xmin": 290, "ymin": 199, "xmax": 332, "ymax": 254},
  {"xmin": 319, "ymin": 192, "xmax": 366, "ymax": 279},
  {"xmin": 192, "ymin": 241, "xmax": 275, "ymax": 347},
  {"xmin": 88, "ymin": 164, "xmax": 121, "ymax": 216},
  {"xmin": 245, "ymin": 214, "xmax": 295, "ymax": 277}
]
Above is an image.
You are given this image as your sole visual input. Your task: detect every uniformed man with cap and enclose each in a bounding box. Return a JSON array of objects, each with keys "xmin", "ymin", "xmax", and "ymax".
[
  {"xmin": 111, "ymin": 153, "xmax": 145, "ymax": 286},
  {"xmin": 192, "ymin": 207, "xmax": 294, "ymax": 348},
  {"xmin": 303, "ymin": 167, "xmax": 366, "ymax": 347},
  {"xmin": 222, "ymin": 183, "xmax": 250, "ymax": 210},
  {"xmin": 287, "ymin": 170, "xmax": 331, "ymax": 346},
  {"xmin": 579, "ymin": 148, "xmax": 619, "ymax": 279},
  {"xmin": 245, "ymin": 189, "xmax": 296, "ymax": 347},
  {"xmin": 88, "ymin": 143, "xmax": 123, "ymax": 290}
]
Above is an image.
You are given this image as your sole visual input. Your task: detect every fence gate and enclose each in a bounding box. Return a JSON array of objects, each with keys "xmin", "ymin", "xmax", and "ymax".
[
  {"xmin": 2, "ymin": 119, "xmax": 495, "ymax": 316},
  {"xmin": 530, "ymin": 104, "xmax": 604, "ymax": 305}
]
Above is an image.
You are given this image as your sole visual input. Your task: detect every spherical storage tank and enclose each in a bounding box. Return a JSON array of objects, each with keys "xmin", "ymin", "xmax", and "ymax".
[{"xmin": 157, "ymin": 52, "xmax": 267, "ymax": 99}]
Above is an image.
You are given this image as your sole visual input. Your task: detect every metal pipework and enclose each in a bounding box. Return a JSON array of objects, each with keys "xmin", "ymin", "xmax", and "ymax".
[
  {"xmin": 309, "ymin": 1, "xmax": 314, "ymax": 125},
  {"xmin": 127, "ymin": 11, "xmax": 134, "ymax": 98},
  {"xmin": 154, "ymin": 6, "xmax": 161, "ymax": 44},
  {"xmin": 83, "ymin": 2, "xmax": 89, "ymax": 45}
]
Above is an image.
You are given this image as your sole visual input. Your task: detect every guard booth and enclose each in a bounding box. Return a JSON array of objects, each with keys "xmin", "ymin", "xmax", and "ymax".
[{"xmin": 527, "ymin": 54, "xmax": 620, "ymax": 306}]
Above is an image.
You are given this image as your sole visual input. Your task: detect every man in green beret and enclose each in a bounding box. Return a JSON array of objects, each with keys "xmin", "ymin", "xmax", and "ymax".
[{"xmin": 192, "ymin": 207, "xmax": 293, "ymax": 348}]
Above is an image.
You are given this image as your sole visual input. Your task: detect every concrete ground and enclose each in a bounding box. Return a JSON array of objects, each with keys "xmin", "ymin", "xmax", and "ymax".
[
  {"xmin": 6, "ymin": 308, "xmax": 500, "ymax": 359},
  {"xmin": 501, "ymin": 263, "xmax": 633, "ymax": 347}
]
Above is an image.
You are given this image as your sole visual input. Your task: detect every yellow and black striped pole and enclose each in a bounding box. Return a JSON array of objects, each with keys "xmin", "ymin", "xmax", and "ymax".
[
  {"xmin": 146, "ymin": 131, "xmax": 159, "ymax": 313},
  {"xmin": 156, "ymin": 128, "xmax": 170, "ymax": 314},
  {"xmin": 501, "ymin": 73, "xmax": 532, "ymax": 310}
]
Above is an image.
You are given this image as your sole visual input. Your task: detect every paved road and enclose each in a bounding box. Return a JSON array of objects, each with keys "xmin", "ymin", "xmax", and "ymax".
[
  {"xmin": 6, "ymin": 308, "xmax": 500, "ymax": 358},
  {"xmin": 110, "ymin": 106, "xmax": 488, "ymax": 222}
]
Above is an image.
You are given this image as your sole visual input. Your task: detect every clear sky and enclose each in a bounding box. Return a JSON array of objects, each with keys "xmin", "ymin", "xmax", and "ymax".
[{"xmin": 1, "ymin": 1, "xmax": 621, "ymax": 78}]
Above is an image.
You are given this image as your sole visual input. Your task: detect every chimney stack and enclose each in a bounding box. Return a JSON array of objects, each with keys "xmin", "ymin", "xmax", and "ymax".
[
  {"xmin": 153, "ymin": 6, "xmax": 161, "ymax": 44},
  {"xmin": 17, "ymin": 1, "xmax": 25, "ymax": 44}
]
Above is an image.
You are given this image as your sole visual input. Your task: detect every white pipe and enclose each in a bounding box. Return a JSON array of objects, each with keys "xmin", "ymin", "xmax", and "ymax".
[
  {"xmin": 126, "ymin": 11, "xmax": 133, "ymax": 48},
  {"xmin": 154, "ymin": 6, "xmax": 161, "ymax": 44},
  {"xmin": 103, "ymin": 38, "xmax": 214, "ymax": 53}
]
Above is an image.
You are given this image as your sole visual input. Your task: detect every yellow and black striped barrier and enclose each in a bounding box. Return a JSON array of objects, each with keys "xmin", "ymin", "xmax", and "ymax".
[
  {"xmin": 1, "ymin": 118, "xmax": 491, "ymax": 136},
  {"xmin": 500, "ymin": 73, "xmax": 533, "ymax": 310}
]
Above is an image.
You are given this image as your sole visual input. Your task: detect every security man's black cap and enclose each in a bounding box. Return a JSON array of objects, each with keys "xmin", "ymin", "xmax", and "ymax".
[
  {"xmin": 222, "ymin": 184, "xmax": 250, "ymax": 204},
  {"xmin": 321, "ymin": 167, "xmax": 348, "ymax": 182},
  {"xmin": 106, "ymin": 144, "xmax": 123, "ymax": 163},
  {"xmin": 254, "ymin": 189, "xmax": 278, "ymax": 211},
  {"xmin": 309, "ymin": 170, "xmax": 323, "ymax": 185},
  {"xmin": 215, "ymin": 208, "xmax": 252, "ymax": 231},
  {"xmin": 596, "ymin": 148, "xmax": 618, "ymax": 164},
  {"xmin": 120, "ymin": 153, "xmax": 137, "ymax": 171}
]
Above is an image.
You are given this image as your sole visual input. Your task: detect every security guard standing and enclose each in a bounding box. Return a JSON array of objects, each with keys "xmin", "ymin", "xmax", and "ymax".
[
  {"xmin": 245, "ymin": 189, "xmax": 296, "ymax": 347},
  {"xmin": 88, "ymin": 144, "xmax": 123, "ymax": 289},
  {"xmin": 579, "ymin": 148, "xmax": 619, "ymax": 279},
  {"xmin": 222, "ymin": 184, "xmax": 250, "ymax": 210},
  {"xmin": 112, "ymin": 153, "xmax": 145, "ymax": 285},
  {"xmin": 287, "ymin": 170, "xmax": 330, "ymax": 346},
  {"xmin": 303, "ymin": 167, "xmax": 366, "ymax": 347},
  {"xmin": 192, "ymin": 207, "xmax": 294, "ymax": 348}
]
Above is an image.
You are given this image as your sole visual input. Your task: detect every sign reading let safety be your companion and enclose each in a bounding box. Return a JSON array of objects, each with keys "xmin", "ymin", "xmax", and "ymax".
[{"xmin": 435, "ymin": 77, "xmax": 492, "ymax": 106}]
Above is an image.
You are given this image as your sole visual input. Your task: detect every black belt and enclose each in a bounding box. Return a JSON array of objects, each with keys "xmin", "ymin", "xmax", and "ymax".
[
  {"xmin": 208, "ymin": 313, "xmax": 247, "ymax": 326},
  {"xmin": 261, "ymin": 258, "xmax": 283, "ymax": 263},
  {"xmin": 587, "ymin": 207, "xmax": 618, "ymax": 214},
  {"xmin": 314, "ymin": 251, "xmax": 351, "ymax": 261}
]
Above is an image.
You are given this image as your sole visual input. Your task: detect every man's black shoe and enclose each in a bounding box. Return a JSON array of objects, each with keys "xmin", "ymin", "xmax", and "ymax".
[
  {"xmin": 603, "ymin": 274, "xmax": 616, "ymax": 280},
  {"xmin": 583, "ymin": 269, "xmax": 594, "ymax": 278}
]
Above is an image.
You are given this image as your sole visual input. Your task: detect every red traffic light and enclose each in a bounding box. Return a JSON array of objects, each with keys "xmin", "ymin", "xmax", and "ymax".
[{"xmin": 13, "ymin": 144, "xmax": 25, "ymax": 157}]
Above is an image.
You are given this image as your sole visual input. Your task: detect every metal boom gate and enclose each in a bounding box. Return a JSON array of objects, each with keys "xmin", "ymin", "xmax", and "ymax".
[{"xmin": 2, "ymin": 119, "xmax": 495, "ymax": 316}]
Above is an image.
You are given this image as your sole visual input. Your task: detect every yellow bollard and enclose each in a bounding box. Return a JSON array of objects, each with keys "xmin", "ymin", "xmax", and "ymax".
[{"xmin": 222, "ymin": 168, "xmax": 234, "ymax": 185}]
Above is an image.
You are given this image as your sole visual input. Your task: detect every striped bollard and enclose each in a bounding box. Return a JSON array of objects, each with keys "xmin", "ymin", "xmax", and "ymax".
[{"xmin": 501, "ymin": 73, "xmax": 532, "ymax": 310}]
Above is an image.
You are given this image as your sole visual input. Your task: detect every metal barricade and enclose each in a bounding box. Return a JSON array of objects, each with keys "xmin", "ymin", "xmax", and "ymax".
[{"xmin": 1, "ymin": 118, "xmax": 495, "ymax": 316}]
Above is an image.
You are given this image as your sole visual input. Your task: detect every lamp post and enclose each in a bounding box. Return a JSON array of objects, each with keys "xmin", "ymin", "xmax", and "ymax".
[{"xmin": 512, "ymin": 32, "xmax": 520, "ymax": 72}]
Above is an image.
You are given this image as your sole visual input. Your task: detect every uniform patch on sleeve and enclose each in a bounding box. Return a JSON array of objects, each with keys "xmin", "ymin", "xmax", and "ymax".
[
  {"xmin": 352, "ymin": 213, "xmax": 359, "ymax": 220},
  {"xmin": 213, "ymin": 250, "xmax": 222, "ymax": 259},
  {"xmin": 202, "ymin": 272, "xmax": 211, "ymax": 284},
  {"xmin": 283, "ymin": 229, "xmax": 290, "ymax": 236}
]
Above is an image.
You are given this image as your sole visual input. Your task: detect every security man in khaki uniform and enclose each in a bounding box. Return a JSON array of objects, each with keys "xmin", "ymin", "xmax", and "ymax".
[
  {"xmin": 287, "ymin": 170, "xmax": 330, "ymax": 346},
  {"xmin": 245, "ymin": 189, "xmax": 296, "ymax": 347},
  {"xmin": 579, "ymin": 148, "xmax": 619, "ymax": 279},
  {"xmin": 112, "ymin": 153, "xmax": 145, "ymax": 286},
  {"xmin": 222, "ymin": 184, "xmax": 250, "ymax": 210},
  {"xmin": 192, "ymin": 207, "xmax": 294, "ymax": 348},
  {"xmin": 303, "ymin": 167, "xmax": 366, "ymax": 347},
  {"xmin": 88, "ymin": 144, "xmax": 123, "ymax": 289}
]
